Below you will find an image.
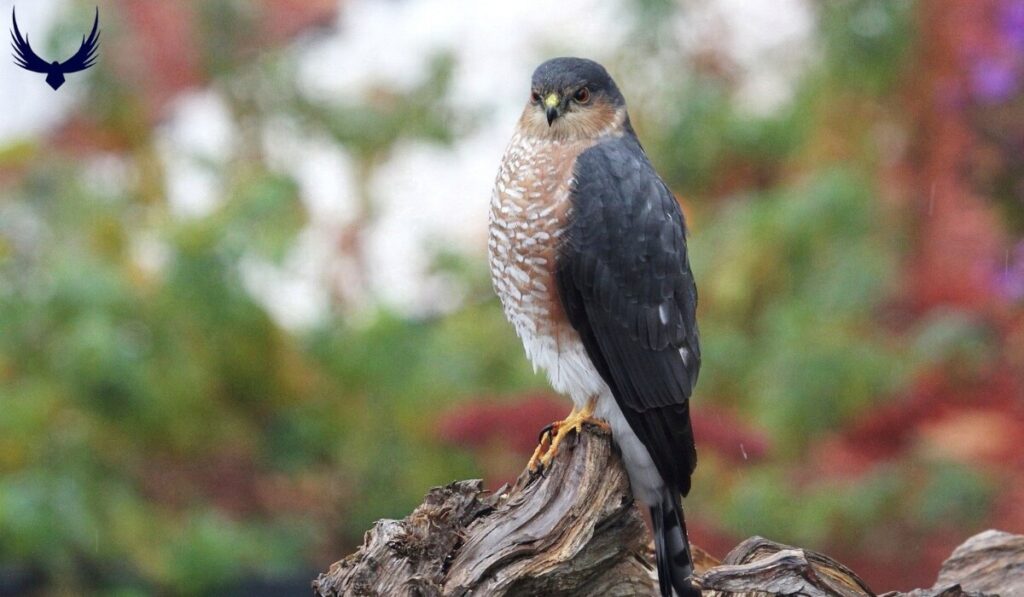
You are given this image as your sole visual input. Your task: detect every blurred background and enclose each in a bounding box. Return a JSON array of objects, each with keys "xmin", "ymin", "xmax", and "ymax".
[{"xmin": 1, "ymin": 0, "xmax": 1023, "ymax": 594}]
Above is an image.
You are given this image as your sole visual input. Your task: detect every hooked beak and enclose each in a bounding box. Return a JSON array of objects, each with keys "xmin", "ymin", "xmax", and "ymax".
[{"xmin": 544, "ymin": 93, "xmax": 560, "ymax": 126}]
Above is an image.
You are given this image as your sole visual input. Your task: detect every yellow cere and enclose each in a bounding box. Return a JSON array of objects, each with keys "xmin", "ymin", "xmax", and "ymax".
[{"xmin": 544, "ymin": 93, "xmax": 560, "ymax": 108}]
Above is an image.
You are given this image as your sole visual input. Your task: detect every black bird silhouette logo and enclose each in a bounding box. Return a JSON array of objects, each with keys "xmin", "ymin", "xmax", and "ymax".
[{"xmin": 11, "ymin": 7, "xmax": 100, "ymax": 90}]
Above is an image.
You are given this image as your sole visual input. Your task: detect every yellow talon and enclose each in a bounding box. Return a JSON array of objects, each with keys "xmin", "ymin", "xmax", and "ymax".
[{"xmin": 527, "ymin": 397, "xmax": 610, "ymax": 474}]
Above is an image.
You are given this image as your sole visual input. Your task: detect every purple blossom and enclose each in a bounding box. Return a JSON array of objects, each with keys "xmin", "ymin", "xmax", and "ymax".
[
  {"xmin": 994, "ymin": 241, "xmax": 1024, "ymax": 302},
  {"xmin": 1001, "ymin": 0, "xmax": 1024, "ymax": 52},
  {"xmin": 970, "ymin": 57, "xmax": 1019, "ymax": 103}
]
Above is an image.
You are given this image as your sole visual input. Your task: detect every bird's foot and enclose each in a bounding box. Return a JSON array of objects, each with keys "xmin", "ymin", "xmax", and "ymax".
[{"xmin": 527, "ymin": 400, "xmax": 609, "ymax": 474}]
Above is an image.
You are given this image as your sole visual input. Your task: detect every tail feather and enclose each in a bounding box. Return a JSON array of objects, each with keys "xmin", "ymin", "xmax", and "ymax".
[{"xmin": 650, "ymin": 488, "xmax": 699, "ymax": 597}]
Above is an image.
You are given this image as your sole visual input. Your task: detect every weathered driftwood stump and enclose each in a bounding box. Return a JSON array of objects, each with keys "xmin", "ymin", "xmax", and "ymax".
[{"xmin": 313, "ymin": 427, "xmax": 1024, "ymax": 596}]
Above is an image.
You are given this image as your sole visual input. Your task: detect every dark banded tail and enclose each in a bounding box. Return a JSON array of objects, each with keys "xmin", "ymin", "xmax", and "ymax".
[{"xmin": 650, "ymin": 488, "xmax": 699, "ymax": 597}]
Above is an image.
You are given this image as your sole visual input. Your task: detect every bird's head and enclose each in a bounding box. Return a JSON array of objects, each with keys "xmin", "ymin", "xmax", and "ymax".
[{"xmin": 521, "ymin": 57, "xmax": 627, "ymax": 141}]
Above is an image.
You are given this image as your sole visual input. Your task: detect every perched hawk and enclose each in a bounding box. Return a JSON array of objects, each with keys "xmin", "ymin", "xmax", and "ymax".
[{"xmin": 489, "ymin": 57, "xmax": 700, "ymax": 597}]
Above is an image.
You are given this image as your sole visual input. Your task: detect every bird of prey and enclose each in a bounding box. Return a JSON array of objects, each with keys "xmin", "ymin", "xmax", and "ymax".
[
  {"xmin": 489, "ymin": 57, "xmax": 700, "ymax": 597},
  {"xmin": 11, "ymin": 7, "xmax": 100, "ymax": 90}
]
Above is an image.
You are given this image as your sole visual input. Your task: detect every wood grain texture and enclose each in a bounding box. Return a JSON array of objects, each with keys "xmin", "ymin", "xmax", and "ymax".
[
  {"xmin": 313, "ymin": 427, "xmax": 660, "ymax": 596},
  {"xmin": 697, "ymin": 536, "xmax": 875, "ymax": 597},
  {"xmin": 313, "ymin": 427, "xmax": 1024, "ymax": 597}
]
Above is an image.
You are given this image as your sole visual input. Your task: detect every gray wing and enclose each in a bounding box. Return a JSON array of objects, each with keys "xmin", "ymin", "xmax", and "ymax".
[{"xmin": 556, "ymin": 135, "xmax": 700, "ymax": 494}]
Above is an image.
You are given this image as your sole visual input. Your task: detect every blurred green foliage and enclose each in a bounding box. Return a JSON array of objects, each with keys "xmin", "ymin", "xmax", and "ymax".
[{"xmin": 692, "ymin": 170, "xmax": 904, "ymax": 451}]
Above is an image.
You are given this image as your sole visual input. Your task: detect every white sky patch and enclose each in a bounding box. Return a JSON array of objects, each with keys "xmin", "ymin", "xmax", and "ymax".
[
  {"xmin": 0, "ymin": 0, "xmax": 77, "ymax": 143},
  {"xmin": 81, "ymin": 152, "xmax": 132, "ymax": 200},
  {"xmin": 297, "ymin": 0, "xmax": 626, "ymax": 107},
  {"xmin": 365, "ymin": 130, "xmax": 504, "ymax": 312},
  {"xmin": 160, "ymin": 155, "xmax": 221, "ymax": 218},
  {"xmin": 162, "ymin": 90, "xmax": 235, "ymax": 158},
  {"xmin": 131, "ymin": 232, "xmax": 171, "ymax": 276},
  {"xmin": 240, "ymin": 229, "xmax": 332, "ymax": 330},
  {"xmin": 251, "ymin": 117, "xmax": 369, "ymax": 322},
  {"xmin": 155, "ymin": 90, "xmax": 235, "ymax": 218},
  {"xmin": 677, "ymin": 0, "xmax": 815, "ymax": 116},
  {"xmin": 728, "ymin": 0, "xmax": 815, "ymax": 115},
  {"xmin": 262, "ymin": 118, "xmax": 360, "ymax": 223}
]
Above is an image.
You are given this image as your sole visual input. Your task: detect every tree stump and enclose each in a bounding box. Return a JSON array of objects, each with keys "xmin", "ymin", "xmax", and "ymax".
[{"xmin": 312, "ymin": 426, "xmax": 1024, "ymax": 596}]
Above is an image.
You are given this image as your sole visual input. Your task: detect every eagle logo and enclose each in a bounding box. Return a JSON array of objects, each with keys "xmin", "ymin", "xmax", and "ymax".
[{"xmin": 11, "ymin": 7, "xmax": 100, "ymax": 90}]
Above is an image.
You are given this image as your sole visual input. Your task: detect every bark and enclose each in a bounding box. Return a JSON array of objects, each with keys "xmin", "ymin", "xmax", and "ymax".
[{"xmin": 313, "ymin": 427, "xmax": 1024, "ymax": 596}]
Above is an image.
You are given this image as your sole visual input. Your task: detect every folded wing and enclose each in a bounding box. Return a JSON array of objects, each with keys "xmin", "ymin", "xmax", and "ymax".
[{"xmin": 556, "ymin": 135, "xmax": 700, "ymax": 494}]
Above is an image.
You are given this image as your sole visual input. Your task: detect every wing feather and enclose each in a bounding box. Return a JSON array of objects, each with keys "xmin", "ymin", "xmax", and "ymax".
[{"xmin": 556, "ymin": 135, "xmax": 700, "ymax": 495}]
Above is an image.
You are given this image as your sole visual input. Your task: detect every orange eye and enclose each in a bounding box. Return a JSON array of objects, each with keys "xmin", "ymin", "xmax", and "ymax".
[
  {"xmin": 531, "ymin": 91, "xmax": 542, "ymax": 103},
  {"xmin": 574, "ymin": 87, "xmax": 591, "ymax": 103}
]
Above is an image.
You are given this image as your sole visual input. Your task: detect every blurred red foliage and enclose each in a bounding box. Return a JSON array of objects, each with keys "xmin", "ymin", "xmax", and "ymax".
[
  {"xmin": 436, "ymin": 393, "xmax": 567, "ymax": 456},
  {"xmin": 692, "ymin": 405, "xmax": 771, "ymax": 464},
  {"xmin": 136, "ymin": 449, "xmax": 348, "ymax": 522},
  {"xmin": 903, "ymin": 1, "xmax": 1006, "ymax": 313},
  {"xmin": 826, "ymin": 1, "xmax": 1024, "ymax": 588}
]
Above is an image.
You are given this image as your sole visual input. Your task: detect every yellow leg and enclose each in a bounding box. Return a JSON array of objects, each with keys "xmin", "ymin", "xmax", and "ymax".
[
  {"xmin": 526, "ymin": 405, "xmax": 576, "ymax": 473},
  {"xmin": 527, "ymin": 397, "xmax": 610, "ymax": 474}
]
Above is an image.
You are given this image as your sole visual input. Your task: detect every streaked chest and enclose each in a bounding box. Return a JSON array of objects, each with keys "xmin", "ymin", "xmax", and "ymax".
[
  {"xmin": 488, "ymin": 133, "xmax": 581, "ymax": 335},
  {"xmin": 488, "ymin": 132, "xmax": 610, "ymax": 403}
]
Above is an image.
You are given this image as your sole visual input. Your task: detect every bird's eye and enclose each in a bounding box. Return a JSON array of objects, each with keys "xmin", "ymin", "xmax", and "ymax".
[
  {"xmin": 574, "ymin": 87, "xmax": 591, "ymax": 104},
  {"xmin": 531, "ymin": 91, "xmax": 542, "ymax": 103}
]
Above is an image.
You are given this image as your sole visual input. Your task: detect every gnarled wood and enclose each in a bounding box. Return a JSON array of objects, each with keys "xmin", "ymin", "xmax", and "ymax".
[
  {"xmin": 697, "ymin": 536, "xmax": 875, "ymax": 597},
  {"xmin": 930, "ymin": 530, "xmax": 1024, "ymax": 595},
  {"xmin": 313, "ymin": 426, "xmax": 1024, "ymax": 596},
  {"xmin": 313, "ymin": 427, "xmax": 660, "ymax": 596}
]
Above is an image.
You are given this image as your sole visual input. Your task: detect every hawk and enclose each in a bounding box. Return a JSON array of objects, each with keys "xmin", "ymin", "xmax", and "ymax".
[{"xmin": 489, "ymin": 57, "xmax": 700, "ymax": 597}]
